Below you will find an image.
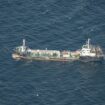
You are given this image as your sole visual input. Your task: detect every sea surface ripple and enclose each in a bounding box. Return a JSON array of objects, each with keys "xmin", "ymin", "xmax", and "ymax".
[{"xmin": 0, "ymin": 0, "xmax": 105, "ymax": 105}]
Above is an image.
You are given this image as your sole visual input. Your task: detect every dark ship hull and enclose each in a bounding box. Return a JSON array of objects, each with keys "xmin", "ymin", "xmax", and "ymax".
[{"xmin": 80, "ymin": 56, "xmax": 103, "ymax": 62}]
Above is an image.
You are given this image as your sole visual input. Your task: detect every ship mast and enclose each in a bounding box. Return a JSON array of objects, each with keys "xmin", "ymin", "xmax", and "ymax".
[
  {"xmin": 87, "ymin": 38, "xmax": 90, "ymax": 49},
  {"xmin": 23, "ymin": 39, "xmax": 26, "ymax": 47},
  {"xmin": 21, "ymin": 39, "xmax": 26, "ymax": 53}
]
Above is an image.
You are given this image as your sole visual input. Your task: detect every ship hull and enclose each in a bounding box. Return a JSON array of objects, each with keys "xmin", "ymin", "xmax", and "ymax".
[{"xmin": 80, "ymin": 56, "xmax": 103, "ymax": 62}]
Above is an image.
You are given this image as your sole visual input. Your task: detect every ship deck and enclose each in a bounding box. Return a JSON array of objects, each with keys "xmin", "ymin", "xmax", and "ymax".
[{"xmin": 12, "ymin": 53, "xmax": 79, "ymax": 62}]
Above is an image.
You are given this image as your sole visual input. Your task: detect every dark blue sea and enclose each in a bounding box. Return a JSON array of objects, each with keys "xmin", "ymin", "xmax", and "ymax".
[{"xmin": 0, "ymin": 0, "xmax": 105, "ymax": 105}]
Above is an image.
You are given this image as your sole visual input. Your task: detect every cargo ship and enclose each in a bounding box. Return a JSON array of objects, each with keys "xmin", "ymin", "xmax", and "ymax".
[
  {"xmin": 12, "ymin": 39, "xmax": 104, "ymax": 62},
  {"xmin": 79, "ymin": 39, "xmax": 104, "ymax": 62},
  {"xmin": 12, "ymin": 39, "xmax": 80, "ymax": 61}
]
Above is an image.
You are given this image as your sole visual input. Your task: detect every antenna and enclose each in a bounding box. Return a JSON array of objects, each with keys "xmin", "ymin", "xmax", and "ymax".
[{"xmin": 23, "ymin": 39, "xmax": 26, "ymax": 47}]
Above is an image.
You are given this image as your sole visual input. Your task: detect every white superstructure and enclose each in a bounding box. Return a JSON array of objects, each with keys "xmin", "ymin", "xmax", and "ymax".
[{"xmin": 80, "ymin": 39, "xmax": 96, "ymax": 57}]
